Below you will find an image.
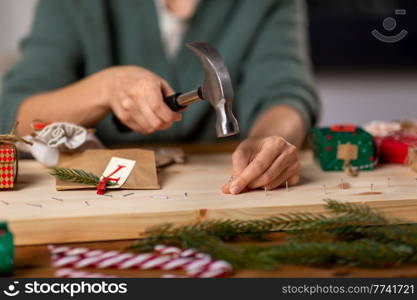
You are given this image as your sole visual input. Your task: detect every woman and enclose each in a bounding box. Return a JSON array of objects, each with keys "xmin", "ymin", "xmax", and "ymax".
[{"xmin": 0, "ymin": 0, "xmax": 319, "ymax": 194}]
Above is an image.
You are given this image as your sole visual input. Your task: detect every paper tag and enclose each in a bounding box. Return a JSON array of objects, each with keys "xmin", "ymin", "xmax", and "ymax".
[
  {"xmin": 101, "ymin": 157, "xmax": 136, "ymax": 189},
  {"xmin": 337, "ymin": 143, "xmax": 358, "ymax": 161}
]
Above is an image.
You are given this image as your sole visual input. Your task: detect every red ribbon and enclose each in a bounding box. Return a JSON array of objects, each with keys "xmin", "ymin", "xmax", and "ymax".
[
  {"xmin": 96, "ymin": 165, "xmax": 125, "ymax": 195},
  {"xmin": 330, "ymin": 124, "xmax": 356, "ymax": 133}
]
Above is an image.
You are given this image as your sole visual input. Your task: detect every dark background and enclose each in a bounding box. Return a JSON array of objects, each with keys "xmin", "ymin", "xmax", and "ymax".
[{"xmin": 308, "ymin": 0, "xmax": 416, "ymax": 69}]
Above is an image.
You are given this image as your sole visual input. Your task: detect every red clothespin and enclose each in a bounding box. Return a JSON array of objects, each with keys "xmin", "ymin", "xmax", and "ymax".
[
  {"xmin": 31, "ymin": 120, "xmax": 52, "ymax": 131},
  {"xmin": 96, "ymin": 178, "xmax": 109, "ymax": 195},
  {"xmin": 96, "ymin": 165, "xmax": 125, "ymax": 195},
  {"xmin": 330, "ymin": 124, "xmax": 356, "ymax": 133}
]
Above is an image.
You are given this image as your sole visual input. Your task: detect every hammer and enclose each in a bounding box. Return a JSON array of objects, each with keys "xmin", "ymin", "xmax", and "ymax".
[{"xmin": 114, "ymin": 42, "xmax": 239, "ymax": 138}]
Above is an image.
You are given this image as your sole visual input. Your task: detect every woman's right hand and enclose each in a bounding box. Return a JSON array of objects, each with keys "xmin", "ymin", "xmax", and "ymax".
[{"xmin": 101, "ymin": 66, "xmax": 182, "ymax": 135}]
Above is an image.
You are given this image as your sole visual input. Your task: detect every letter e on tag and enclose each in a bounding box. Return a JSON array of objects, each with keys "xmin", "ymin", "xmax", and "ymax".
[{"xmin": 101, "ymin": 157, "xmax": 136, "ymax": 188}]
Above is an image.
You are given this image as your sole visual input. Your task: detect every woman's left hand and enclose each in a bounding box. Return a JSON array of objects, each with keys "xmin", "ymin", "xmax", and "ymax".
[{"xmin": 222, "ymin": 136, "xmax": 300, "ymax": 194}]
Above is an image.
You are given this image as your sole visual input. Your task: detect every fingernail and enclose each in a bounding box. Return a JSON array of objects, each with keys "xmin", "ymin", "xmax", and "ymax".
[{"xmin": 230, "ymin": 185, "xmax": 240, "ymax": 195}]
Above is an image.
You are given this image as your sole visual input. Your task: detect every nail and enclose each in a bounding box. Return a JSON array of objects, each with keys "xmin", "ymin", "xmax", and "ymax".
[
  {"xmin": 230, "ymin": 185, "xmax": 240, "ymax": 195},
  {"xmin": 26, "ymin": 203, "xmax": 42, "ymax": 208}
]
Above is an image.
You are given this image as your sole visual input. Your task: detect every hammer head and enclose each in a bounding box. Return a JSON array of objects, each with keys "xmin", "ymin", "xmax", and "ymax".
[{"xmin": 187, "ymin": 42, "xmax": 239, "ymax": 138}]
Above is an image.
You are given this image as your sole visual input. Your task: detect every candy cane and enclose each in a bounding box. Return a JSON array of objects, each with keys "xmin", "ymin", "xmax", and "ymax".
[
  {"xmin": 48, "ymin": 245, "xmax": 105, "ymax": 258},
  {"xmin": 49, "ymin": 244, "xmax": 204, "ymax": 259},
  {"xmin": 190, "ymin": 261, "xmax": 232, "ymax": 278},
  {"xmin": 49, "ymin": 244, "xmax": 233, "ymax": 278},
  {"xmin": 55, "ymin": 268, "xmax": 118, "ymax": 278},
  {"xmin": 53, "ymin": 252, "xmax": 194, "ymax": 271}
]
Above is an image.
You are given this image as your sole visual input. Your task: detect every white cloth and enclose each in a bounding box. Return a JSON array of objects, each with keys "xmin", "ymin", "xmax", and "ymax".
[
  {"xmin": 364, "ymin": 121, "xmax": 402, "ymax": 137},
  {"xmin": 18, "ymin": 122, "xmax": 104, "ymax": 167},
  {"xmin": 154, "ymin": 0, "xmax": 193, "ymax": 60}
]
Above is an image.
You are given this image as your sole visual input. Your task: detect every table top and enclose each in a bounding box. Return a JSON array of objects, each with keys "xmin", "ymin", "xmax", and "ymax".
[{"xmin": 5, "ymin": 143, "xmax": 417, "ymax": 278}]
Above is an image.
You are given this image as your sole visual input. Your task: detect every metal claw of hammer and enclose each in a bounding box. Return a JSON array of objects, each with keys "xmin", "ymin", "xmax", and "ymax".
[
  {"xmin": 164, "ymin": 42, "xmax": 239, "ymax": 137},
  {"xmin": 114, "ymin": 42, "xmax": 239, "ymax": 138}
]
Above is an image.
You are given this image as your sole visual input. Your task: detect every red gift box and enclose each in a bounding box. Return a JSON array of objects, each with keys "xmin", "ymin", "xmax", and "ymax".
[
  {"xmin": 0, "ymin": 144, "xmax": 17, "ymax": 189},
  {"xmin": 376, "ymin": 133, "xmax": 417, "ymax": 164}
]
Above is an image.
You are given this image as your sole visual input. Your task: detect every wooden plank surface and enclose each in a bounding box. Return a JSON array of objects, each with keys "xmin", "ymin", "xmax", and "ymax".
[{"xmin": 1, "ymin": 151, "xmax": 417, "ymax": 246}]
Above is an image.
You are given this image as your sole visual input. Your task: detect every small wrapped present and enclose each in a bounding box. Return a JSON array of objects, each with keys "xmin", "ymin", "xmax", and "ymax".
[
  {"xmin": 376, "ymin": 134, "xmax": 417, "ymax": 164},
  {"xmin": 0, "ymin": 144, "xmax": 17, "ymax": 189},
  {"xmin": 0, "ymin": 221, "xmax": 14, "ymax": 274},
  {"xmin": 365, "ymin": 120, "xmax": 417, "ymax": 164},
  {"xmin": 0, "ymin": 123, "xmax": 32, "ymax": 190},
  {"xmin": 311, "ymin": 124, "xmax": 376, "ymax": 172}
]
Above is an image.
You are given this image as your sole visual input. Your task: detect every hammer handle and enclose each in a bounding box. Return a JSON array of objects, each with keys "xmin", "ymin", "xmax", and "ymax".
[
  {"xmin": 113, "ymin": 93, "xmax": 186, "ymax": 132},
  {"xmin": 163, "ymin": 93, "xmax": 186, "ymax": 112}
]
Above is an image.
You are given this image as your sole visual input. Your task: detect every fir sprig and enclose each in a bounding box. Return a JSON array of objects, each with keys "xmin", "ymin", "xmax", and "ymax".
[
  {"xmin": 49, "ymin": 167, "xmax": 115, "ymax": 187},
  {"xmin": 134, "ymin": 212, "xmax": 328, "ymax": 252},
  {"xmin": 133, "ymin": 200, "xmax": 417, "ymax": 272}
]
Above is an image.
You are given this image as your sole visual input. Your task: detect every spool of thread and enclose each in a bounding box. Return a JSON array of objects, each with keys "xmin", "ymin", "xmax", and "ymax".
[{"xmin": 0, "ymin": 221, "xmax": 14, "ymax": 275}]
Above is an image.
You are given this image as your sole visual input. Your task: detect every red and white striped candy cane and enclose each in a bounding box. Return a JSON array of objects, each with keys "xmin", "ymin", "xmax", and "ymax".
[
  {"xmin": 55, "ymin": 268, "xmax": 118, "ymax": 278},
  {"xmin": 48, "ymin": 245, "xmax": 105, "ymax": 258},
  {"xmin": 163, "ymin": 261, "xmax": 232, "ymax": 278},
  {"xmin": 53, "ymin": 252, "xmax": 195, "ymax": 271},
  {"xmin": 49, "ymin": 244, "xmax": 205, "ymax": 259},
  {"xmin": 190, "ymin": 261, "xmax": 232, "ymax": 278},
  {"xmin": 49, "ymin": 244, "xmax": 233, "ymax": 278}
]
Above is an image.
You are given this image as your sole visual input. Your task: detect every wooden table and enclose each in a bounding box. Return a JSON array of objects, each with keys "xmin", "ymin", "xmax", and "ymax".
[
  {"xmin": 12, "ymin": 235, "xmax": 417, "ymax": 278},
  {"xmin": 4, "ymin": 143, "xmax": 417, "ymax": 277}
]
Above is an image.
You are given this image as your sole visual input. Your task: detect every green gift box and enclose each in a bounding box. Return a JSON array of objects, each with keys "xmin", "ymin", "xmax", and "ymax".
[
  {"xmin": 311, "ymin": 125, "xmax": 376, "ymax": 171},
  {"xmin": 0, "ymin": 221, "xmax": 14, "ymax": 274}
]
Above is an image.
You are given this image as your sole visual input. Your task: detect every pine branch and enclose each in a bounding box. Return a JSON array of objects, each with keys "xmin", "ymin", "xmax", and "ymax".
[
  {"xmin": 132, "ymin": 200, "xmax": 417, "ymax": 272},
  {"xmin": 244, "ymin": 239, "xmax": 415, "ymax": 268},
  {"xmin": 133, "ymin": 212, "xmax": 328, "ymax": 251},
  {"xmin": 49, "ymin": 167, "xmax": 115, "ymax": 187},
  {"xmin": 324, "ymin": 199, "xmax": 389, "ymax": 224},
  {"xmin": 345, "ymin": 224, "xmax": 417, "ymax": 249}
]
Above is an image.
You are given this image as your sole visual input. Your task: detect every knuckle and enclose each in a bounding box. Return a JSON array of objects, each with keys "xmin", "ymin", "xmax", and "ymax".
[
  {"xmin": 266, "ymin": 136, "xmax": 278, "ymax": 145},
  {"xmin": 126, "ymin": 87, "xmax": 139, "ymax": 99},
  {"xmin": 151, "ymin": 119, "xmax": 163, "ymax": 130},
  {"xmin": 267, "ymin": 136, "xmax": 286, "ymax": 148},
  {"xmin": 252, "ymin": 159, "xmax": 267, "ymax": 173},
  {"xmin": 121, "ymin": 98, "xmax": 133, "ymax": 110},
  {"xmin": 262, "ymin": 170, "xmax": 274, "ymax": 183},
  {"xmin": 150, "ymin": 100, "xmax": 162, "ymax": 111},
  {"xmin": 232, "ymin": 149, "xmax": 244, "ymax": 161}
]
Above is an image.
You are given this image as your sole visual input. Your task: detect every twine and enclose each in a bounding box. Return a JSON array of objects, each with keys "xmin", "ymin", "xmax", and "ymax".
[{"xmin": 0, "ymin": 122, "xmax": 32, "ymax": 146}]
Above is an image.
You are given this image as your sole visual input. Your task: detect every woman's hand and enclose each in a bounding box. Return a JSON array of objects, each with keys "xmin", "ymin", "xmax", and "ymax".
[
  {"xmin": 222, "ymin": 136, "xmax": 300, "ymax": 194},
  {"xmin": 103, "ymin": 66, "xmax": 182, "ymax": 134}
]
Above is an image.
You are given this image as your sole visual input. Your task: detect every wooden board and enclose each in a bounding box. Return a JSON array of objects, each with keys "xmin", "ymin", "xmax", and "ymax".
[{"xmin": 1, "ymin": 151, "xmax": 417, "ymax": 246}]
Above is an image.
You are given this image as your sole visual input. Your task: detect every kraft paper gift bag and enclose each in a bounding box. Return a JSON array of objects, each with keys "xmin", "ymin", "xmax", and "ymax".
[{"xmin": 56, "ymin": 148, "xmax": 159, "ymax": 190}]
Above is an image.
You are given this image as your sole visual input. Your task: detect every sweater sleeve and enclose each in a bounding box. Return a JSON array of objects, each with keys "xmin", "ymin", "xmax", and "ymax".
[
  {"xmin": 0, "ymin": 0, "xmax": 82, "ymax": 132},
  {"xmin": 236, "ymin": 0, "xmax": 320, "ymax": 136}
]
